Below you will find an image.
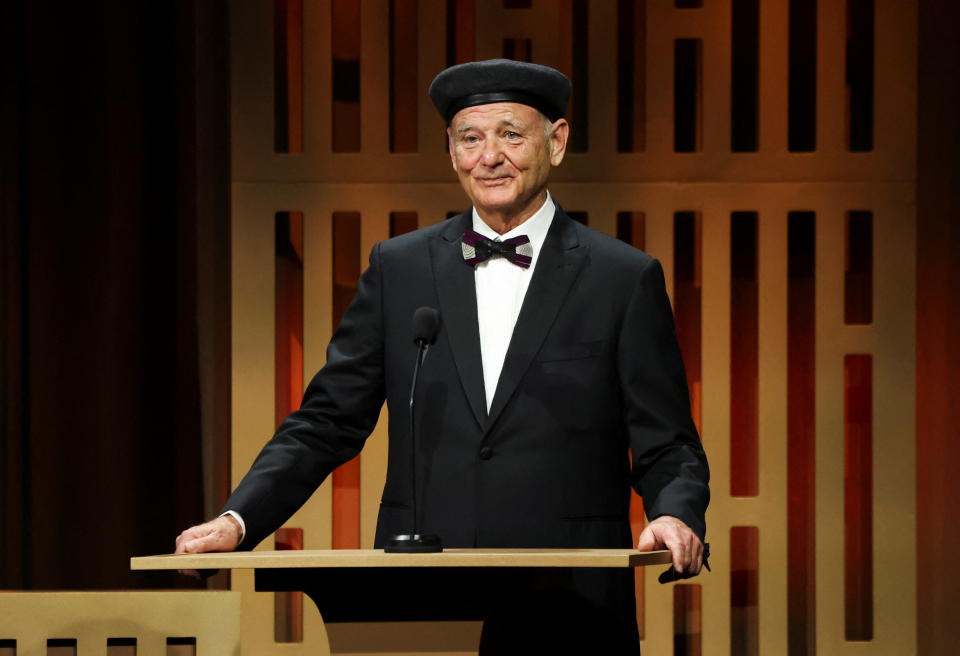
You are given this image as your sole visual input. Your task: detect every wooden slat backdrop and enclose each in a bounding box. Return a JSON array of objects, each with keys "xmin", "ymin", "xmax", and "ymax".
[{"xmin": 229, "ymin": 2, "xmax": 917, "ymax": 654}]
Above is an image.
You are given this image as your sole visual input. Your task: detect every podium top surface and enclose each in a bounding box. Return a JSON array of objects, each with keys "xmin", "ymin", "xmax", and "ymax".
[{"xmin": 131, "ymin": 548, "xmax": 672, "ymax": 570}]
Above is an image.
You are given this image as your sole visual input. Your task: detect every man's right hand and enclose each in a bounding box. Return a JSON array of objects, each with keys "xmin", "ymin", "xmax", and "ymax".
[{"xmin": 174, "ymin": 515, "xmax": 242, "ymax": 554}]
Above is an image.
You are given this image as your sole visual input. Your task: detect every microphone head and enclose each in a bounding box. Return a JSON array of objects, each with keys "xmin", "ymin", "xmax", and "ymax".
[{"xmin": 412, "ymin": 307, "xmax": 441, "ymax": 345}]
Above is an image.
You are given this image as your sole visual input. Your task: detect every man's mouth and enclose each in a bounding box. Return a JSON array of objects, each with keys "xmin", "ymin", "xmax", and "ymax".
[{"xmin": 476, "ymin": 176, "xmax": 512, "ymax": 186}]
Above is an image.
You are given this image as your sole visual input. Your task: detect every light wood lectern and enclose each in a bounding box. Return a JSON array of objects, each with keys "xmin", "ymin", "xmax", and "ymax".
[{"xmin": 132, "ymin": 548, "xmax": 671, "ymax": 654}]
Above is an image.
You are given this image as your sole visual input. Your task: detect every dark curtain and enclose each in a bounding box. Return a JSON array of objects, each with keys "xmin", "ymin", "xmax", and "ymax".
[{"xmin": 1, "ymin": 1, "xmax": 230, "ymax": 589}]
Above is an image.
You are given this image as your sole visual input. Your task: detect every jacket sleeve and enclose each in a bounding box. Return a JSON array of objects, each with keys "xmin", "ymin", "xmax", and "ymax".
[
  {"xmin": 618, "ymin": 257, "xmax": 710, "ymax": 541},
  {"xmin": 221, "ymin": 243, "xmax": 387, "ymax": 549}
]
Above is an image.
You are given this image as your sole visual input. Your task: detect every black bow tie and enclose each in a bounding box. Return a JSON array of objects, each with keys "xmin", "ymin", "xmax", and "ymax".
[{"xmin": 461, "ymin": 230, "xmax": 533, "ymax": 268}]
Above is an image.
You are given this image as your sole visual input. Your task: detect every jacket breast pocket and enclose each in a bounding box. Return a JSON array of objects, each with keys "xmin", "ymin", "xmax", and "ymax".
[{"xmin": 536, "ymin": 340, "xmax": 604, "ymax": 363}]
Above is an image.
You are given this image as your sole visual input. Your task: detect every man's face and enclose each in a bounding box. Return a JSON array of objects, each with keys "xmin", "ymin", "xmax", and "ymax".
[{"xmin": 447, "ymin": 102, "xmax": 568, "ymax": 220}]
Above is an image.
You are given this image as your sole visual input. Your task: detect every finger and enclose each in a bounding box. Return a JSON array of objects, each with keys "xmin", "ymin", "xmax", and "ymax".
[
  {"xmin": 175, "ymin": 526, "xmax": 212, "ymax": 554},
  {"xmin": 178, "ymin": 568, "xmax": 202, "ymax": 580},
  {"xmin": 636, "ymin": 526, "xmax": 657, "ymax": 552},
  {"xmin": 678, "ymin": 533, "xmax": 694, "ymax": 572},
  {"xmin": 691, "ymin": 539, "xmax": 703, "ymax": 574},
  {"xmin": 174, "ymin": 532, "xmax": 195, "ymax": 554},
  {"xmin": 663, "ymin": 525, "xmax": 688, "ymax": 573},
  {"xmin": 667, "ymin": 536, "xmax": 686, "ymax": 573},
  {"xmin": 177, "ymin": 525, "xmax": 205, "ymax": 542},
  {"xmin": 182, "ymin": 532, "xmax": 225, "ymax": 554}
]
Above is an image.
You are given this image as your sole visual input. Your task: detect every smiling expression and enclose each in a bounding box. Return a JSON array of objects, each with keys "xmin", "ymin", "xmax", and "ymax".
[{"xmin": 447, "ymin": 102, "xmax": 569, "ymax": 231}]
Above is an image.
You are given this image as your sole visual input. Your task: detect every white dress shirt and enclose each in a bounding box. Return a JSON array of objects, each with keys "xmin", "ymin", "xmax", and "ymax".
[{"xmin": 471, "ymin": 192, "xmax": 555, "ymax": 411}]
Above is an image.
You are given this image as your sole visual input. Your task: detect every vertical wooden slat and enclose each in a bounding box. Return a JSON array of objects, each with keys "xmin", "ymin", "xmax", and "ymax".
[{"xmin": 273, "ymin": 527, "xmax": 304, "ymax": 643}]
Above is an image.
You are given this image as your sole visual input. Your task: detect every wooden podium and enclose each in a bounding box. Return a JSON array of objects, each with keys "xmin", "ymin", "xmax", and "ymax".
[{"xmin": 132, "ymin": 548, "xmax": 671, "ymax": 653}]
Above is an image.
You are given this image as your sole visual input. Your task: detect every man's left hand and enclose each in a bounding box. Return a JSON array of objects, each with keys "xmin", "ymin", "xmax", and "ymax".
[{"xmin": 636, "ymin": 515, "xmax": 704, "ymax": 579}]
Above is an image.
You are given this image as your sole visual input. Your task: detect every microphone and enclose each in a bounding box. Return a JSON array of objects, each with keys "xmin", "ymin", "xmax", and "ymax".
[
  {"xmin": 384, "ymin": 307, "xmax": 444, "ymax": 553},
  {"xmin": 412, "ymin": 306, "xmax": 441, "ymax": 347}
]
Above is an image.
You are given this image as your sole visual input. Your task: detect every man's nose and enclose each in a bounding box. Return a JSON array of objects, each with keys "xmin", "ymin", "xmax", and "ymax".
[{"xmin": 480, "ymin": 141, "xmax": 505, "ymax": 166}]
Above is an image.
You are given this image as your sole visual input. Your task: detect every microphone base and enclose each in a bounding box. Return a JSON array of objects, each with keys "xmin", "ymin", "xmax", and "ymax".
[{"xmin": 383, "ymin": 534, "xmax": 443, "ymax": 553}]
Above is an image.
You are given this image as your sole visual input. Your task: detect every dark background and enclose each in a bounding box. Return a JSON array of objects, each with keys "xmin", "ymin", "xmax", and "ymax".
[
  {"xmin": 1, "ymin": 1, "xmax": 957, "ymax": 652},
  {"xmin": 1, "ymin": 0, "xmax": 231, "ymax": 589}
]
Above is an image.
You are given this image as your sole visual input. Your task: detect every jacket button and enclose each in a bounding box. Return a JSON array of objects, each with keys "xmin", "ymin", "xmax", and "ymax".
[{"xmin": 478, "ymin": 447, "xmax": 493, "ymax": 460}]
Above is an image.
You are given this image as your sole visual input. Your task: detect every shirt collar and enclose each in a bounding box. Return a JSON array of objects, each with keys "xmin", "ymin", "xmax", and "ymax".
[{"xmin": 470, "ymin": 191, "xmax": 555, "ymax": 256}]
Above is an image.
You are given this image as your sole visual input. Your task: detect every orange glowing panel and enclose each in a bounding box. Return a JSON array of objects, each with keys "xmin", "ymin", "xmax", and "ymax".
[
  {"xmin": 332, "ymin": 0, "xmax": 361, "ymax": 152},
  {"xmin": 674, "ymin": 212, "xmax": 702, "ymax": 434},
  {"xmin": 788, "ymin": 0, "xmax": 817, "ymax": 152},
  {"xmin": 502, "ymin": 38, "xmax": 532, "ymax": 62},
  {"xmin": 674, "ymin": 584, "xmax": 703, "ymax": 656},
  {"xmin": 566, "ymin": 0, "xmax": 589, "ymax": 153},
  {"xmin": 390, "ymin": 212, "xmax": 419, "ymax": 237},
  {"xmin": 274, "ymin": 0, "xmax": 303, "ymax": 153},
  {"xmin": 844, "ymin": 354, "xmax": 873, "ymax": 640},
  {"xmin": 617, "ymin": 0, "xmax": 647, "ymax": 152},
  {"xmin": 275, "ymin": 212, "xmax": 304, "ymax": 427},
  {"xmin": 390, "ymin": 0, "xmax": 418, "ymax": 153},
  {"xmin": 730, "ymin": 212, "xmax": 758, "ymax": 496},
  {"xmin": 446, "ymin": 0, "xmax": 475, "ymax": 66},
  {"xmin": 844, "ymin": 211, "xmax": 873, "ymax": 325},
  {"xmin": 617, "ymin": 212, "xmax": 646, "ymax": 251},
  {"xmin": 846, "ymin": 0, "xmax": 874, "ymax": 152},
  {"xmin": 332, "ymin": 212, "xmax": 362, "ymax": 549},
  {"xmin": 731, "ymin": 526, "xmax": 759, "ymax": 656},
  {"xmin": 787, "ymin": 211, "xmax": 816, "ymax": 656},
  {"xmin": 674, "ymin": 40, "xmax": 702, "ymax": 153},
  {"xmin": 731, "ymin": 0, "xmax": 759, "ymax": 152}
]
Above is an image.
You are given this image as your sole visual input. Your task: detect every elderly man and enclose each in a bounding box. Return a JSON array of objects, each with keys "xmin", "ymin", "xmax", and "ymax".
[{"xmin": 176, "ymin": 59, "xmax": 709, "ymax": 654}]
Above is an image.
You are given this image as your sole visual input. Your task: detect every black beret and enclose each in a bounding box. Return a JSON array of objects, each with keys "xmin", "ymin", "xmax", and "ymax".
[{"xmin": 428, "ymin": 59, "xmax": 571, "ymax": 124}]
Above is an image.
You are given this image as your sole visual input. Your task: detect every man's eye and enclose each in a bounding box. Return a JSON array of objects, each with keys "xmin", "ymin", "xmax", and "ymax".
[
  {"xmin": 504, "ymin": 131, "xmax": 520, "ymax": 139},
  {"xmin": 463, "ymin": 135, "xmax": 479, "ymax": 143}
]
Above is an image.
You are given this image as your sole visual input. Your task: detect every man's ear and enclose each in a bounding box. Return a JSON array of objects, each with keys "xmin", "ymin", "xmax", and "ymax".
[{"xmin": 548, "ymin": 119, "xmax": 570, "ymax": 167}]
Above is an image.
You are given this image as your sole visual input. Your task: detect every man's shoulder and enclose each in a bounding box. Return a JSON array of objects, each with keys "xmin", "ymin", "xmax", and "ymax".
[
  {"xmin": 565, "ymin": 215, "xmax": 657, "ymax": 273},
  {"xmin": 377, "ymin": 213, "xmax": 467, "ymax": 257}
]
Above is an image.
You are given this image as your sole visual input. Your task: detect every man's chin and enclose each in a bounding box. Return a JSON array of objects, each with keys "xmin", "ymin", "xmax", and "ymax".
[{"xmin": 471, "ymin": 190, "xmax": 523, "ymax": 213}]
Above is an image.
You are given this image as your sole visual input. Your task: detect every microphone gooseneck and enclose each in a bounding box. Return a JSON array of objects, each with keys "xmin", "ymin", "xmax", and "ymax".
[{"xmin": 384, "ymin": 307, "xmax": 444, "ymax": 553}]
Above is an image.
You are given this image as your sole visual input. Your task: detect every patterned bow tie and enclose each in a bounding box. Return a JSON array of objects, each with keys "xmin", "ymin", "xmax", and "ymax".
[{"xmin": 461, "ymin": 230, "xmax": 533, "ymax": 269}]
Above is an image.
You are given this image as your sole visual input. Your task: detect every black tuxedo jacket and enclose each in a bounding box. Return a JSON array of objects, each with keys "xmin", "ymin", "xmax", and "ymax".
[{"xmin": 225, "ymin": 206, "xmax": 709, "ymax": 553}]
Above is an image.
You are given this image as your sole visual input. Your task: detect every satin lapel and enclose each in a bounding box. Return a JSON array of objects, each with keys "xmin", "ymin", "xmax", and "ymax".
[
  {"xmin": 431, "ymin": 212, "xmax": 487, "ymax": 429},
  {"xmin": 485, "ymin": 211, "xmax": 587, "ymax": 433}
]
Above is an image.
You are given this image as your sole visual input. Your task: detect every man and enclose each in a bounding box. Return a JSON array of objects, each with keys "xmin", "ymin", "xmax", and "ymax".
[{"xmin": 176, "ymin": 59, "xmax": 709, "ymax": 654}]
